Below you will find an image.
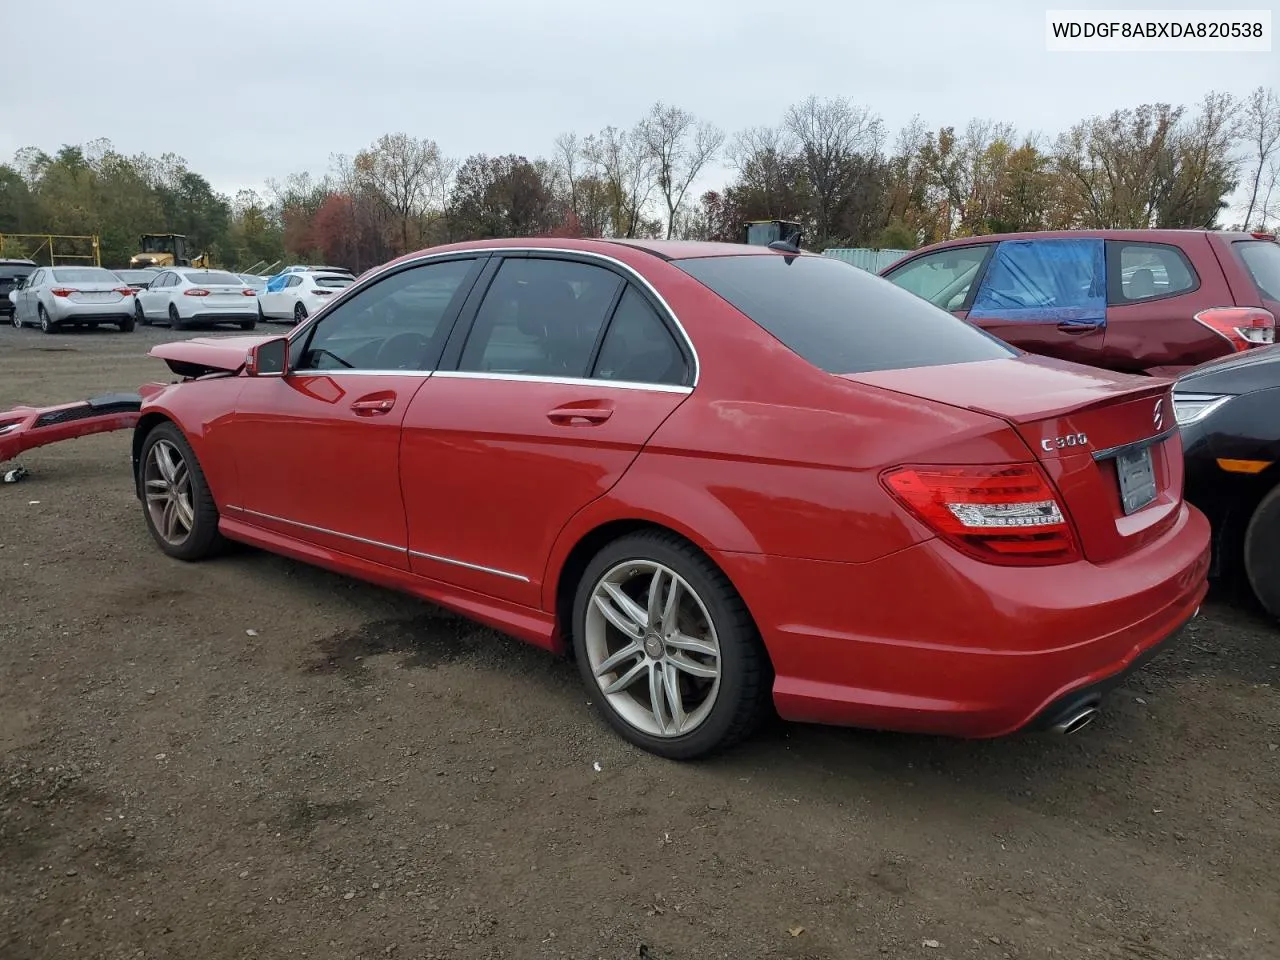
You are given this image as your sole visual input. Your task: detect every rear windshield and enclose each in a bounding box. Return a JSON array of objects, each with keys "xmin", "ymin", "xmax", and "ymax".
[
  {"xmin": 673, "ymin": 253, "xmax": 1016, "ymax": 374},
  {"xmin": 185, "ymin": 271, "xmax": 243, "ymax": 286},
  {"xmin": 114, "ymin": 270, "xmax": 154, "ymax": 283},
  {"xmin": 314, "ymin": 275, "xmax": 354, "ymax": 288},
  {"xmin": 0, "ymin": 265, "xmax": 33, "ymax": 280},
  {"xmin": 1235, "ymin": 240, "xmax": 1280, "ymax": 301},
  {"xmin": 51, "ymin": 268, "xmax": 118, "ymax": 284}
]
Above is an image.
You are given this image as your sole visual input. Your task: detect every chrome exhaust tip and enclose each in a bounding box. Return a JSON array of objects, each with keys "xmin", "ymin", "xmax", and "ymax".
[{"xmin": 1050, "ymin": 706, "xmax": 1099, "ymax": 736}]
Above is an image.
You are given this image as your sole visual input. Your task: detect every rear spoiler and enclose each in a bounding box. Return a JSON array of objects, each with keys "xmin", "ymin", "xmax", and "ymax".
[{"xmin": 0, "ymin": 392, "xmax": 142, "ymax": 465}]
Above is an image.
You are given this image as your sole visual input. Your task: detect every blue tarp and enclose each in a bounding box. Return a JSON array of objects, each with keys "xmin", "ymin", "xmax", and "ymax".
[{"xmin": 969, "ymin": 238, "xmax": 1106, "ymax": 326}]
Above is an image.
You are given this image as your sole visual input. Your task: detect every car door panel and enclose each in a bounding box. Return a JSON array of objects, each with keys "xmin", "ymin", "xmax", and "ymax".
[
  {"xmin": 231, "ymin": 372, "xmax": 424, "ymax": 569},
  {"xmin": 400, "ymin": 376, "xmax": 687, "ymax": 607},
  {"xmin": 965, "ymin": 238, "xmax": 1107, "ymax": 366}
]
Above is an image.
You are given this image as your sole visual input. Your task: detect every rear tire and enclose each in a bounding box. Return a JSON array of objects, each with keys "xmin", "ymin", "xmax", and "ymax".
[
  {"xmin": 1244, "ymin": 484, "xmax": 1280, "ymax": 619},
  {"xmin": 571, "ymin": 530, "xmax": 772, "ymax": 760},
  {"xmin": 293, "ymin": 301, "xmax": 307, "ymax": 323},
  {"xmin": 38, "ymin": 306, "xmax": 56, "ymax": 334},
  {"xmin": 138, "ymin": 422, "xmax": 226, "ymax": 562},
  {"xmin": 119, "ymin": 315, "xmax": 135, "ymax": 332},
  {"xmin": 239, "ymin": 319, "xmax": 257, "ymax": 331},
  {"xmin": 168, "ymin": 304, "xmax": 187, "ymax": 331}
]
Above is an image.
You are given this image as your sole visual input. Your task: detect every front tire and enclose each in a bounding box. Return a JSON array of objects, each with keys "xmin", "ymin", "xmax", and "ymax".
[
  {"xmin": 136, "ymin": 301, "xmax": 151, "ymax": 326},
  {"xmin": 11, "ymin": 311, "xmax": 22, "ymax": 329},
  {"xmin": 138, "ymin": 422, "xmax": 226, "ymax": 561},
  {"xmin": 1244, "ymin": 484, "xmax": 1280, "ymax": 619},
  {"xmin": 571, "ymin": 531, "xmax": 771, "ymax": 760}
]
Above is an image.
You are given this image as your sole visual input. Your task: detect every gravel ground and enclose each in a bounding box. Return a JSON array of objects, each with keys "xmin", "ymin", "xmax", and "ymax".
[{"xmin": 1, "ymin": 321, "xmax": 1278, "ymax": 960}]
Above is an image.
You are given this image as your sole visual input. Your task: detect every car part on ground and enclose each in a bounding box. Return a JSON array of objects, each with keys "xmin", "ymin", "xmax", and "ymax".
[
  {"xmin": 129, "ymin": 237, "xmax": 1210, "ymax": 759},
  {"xmin": 1176, "ymin": 345, "xmax": 1280, "ymax": 618},
  {"xmin": 881, "ymin": 230, "xmax": 1279, "ymax": 376},
  {"xmin": 0, "ymin": 393, "xmax": 142, "ymax": 465}
]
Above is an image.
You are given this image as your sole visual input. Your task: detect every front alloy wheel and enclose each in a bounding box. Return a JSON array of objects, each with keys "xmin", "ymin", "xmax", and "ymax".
[
  {"xmin": 573, "ymin": 532, "xmax": 771, "ymax": 759},
  {"xmin": 139, "ymin": 423, "xmax": 225, "ymax": 561}
]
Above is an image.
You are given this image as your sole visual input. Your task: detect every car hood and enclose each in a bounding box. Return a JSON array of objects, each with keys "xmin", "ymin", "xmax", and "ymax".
[
  {"xmin": 1175, "ymin": 343, "xmax": 1280, "ymax": 394},
  {"xmin": 150, "ymin": 335, "xmax": 274, "ymax": 377}
]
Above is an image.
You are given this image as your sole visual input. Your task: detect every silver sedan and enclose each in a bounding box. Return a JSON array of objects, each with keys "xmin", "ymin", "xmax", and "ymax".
[{"xmin": 11, "ymin": 266, "xmax": 138, "ymax": 333}]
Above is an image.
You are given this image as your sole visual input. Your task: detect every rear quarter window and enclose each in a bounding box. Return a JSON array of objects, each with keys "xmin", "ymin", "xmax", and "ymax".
[
  {"xmin": 673, "ymin": 253, "xmax": 1016, "ymax": 374},
  {"xmin": 1235, "ymin": 240, "xmax": 1280, "ymax": 301}
]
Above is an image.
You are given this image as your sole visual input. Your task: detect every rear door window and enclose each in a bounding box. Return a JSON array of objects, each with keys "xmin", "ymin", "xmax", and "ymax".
[
  {"xmin": 882, "ymin": 244, "xmax": 993, "ymax": 311},
  {"xmin": 591, "ymin": 284, "xmax": 690, "ymax": 386},
  {"xmin": 1235, "ymin": 240, "xmax": 1280, "ymax": 301},
  {"xmin": 969, "ymin": 238, "xmax": 1106, "ymax": 325},
  {"xmin": 673, "ymin": 253, "xmax": 1014, "ymax": 375},
  {"xmin": 457, "ymin": 257, "xmax": 624, "ymax": 377},
  {"xmin": 1106, "ymin": 241, "xmax": 1198, "ymax": 303}
]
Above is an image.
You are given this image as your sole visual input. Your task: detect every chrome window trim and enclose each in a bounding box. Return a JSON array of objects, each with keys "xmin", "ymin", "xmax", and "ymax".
[
  {"xmin": 274, "ymin": 368, "xmax": 691, "ymax": 394},
  {"xmin": 284, "ymin": 245, "xmax": 701, "ymax": 388},
  {"xmin": 224, "ymin": 505, "xmax": 529, "ymax": 582}
]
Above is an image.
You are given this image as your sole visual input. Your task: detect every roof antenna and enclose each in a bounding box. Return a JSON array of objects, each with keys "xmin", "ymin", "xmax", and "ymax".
[{"xmin": 767, "ymin": 228, "xmax": 803, "ymax": 254}]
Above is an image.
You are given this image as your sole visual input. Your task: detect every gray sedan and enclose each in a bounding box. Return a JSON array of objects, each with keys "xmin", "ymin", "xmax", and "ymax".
[{"xmin": 12, "ymin": 266, "xmax": 137, "ymax": 333}]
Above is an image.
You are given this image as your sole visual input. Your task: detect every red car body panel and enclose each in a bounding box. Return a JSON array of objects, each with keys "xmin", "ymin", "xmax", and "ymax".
[
  {"xmin": 133, "ymin": 237, "xmax": 1212, "ymax": 739},
  {"xmin": 880, "ymin": 229, "xmax": 1278, "ymax": 375}
]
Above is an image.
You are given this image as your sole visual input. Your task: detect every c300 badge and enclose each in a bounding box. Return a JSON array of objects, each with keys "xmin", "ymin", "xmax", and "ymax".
[{"xmin": 1041, "ymin": 433, "xmax": 1088, "ymax": 452}]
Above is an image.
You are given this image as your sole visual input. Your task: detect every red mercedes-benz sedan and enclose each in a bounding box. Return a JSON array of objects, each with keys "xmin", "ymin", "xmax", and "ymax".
[{"xmin": 131, "ymin": 238, "xmax": 1210, "ymax": 759}]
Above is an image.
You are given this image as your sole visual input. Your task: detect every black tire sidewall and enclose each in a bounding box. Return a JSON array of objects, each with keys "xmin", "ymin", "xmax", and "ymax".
[
  {"xmin": 1244, "ymin": 484, "xmax": 1280, "ymax": 619},
  {"xmin": 39, "ymin": 307, "xmax": 54, "ymax": 333},
  {"xmin": 571, "ymin": 532, "xmax": 765, "ymax": 760},
  {"xmin": 139, "ymin": 422, "xmax": 223, "ymax": 562}
]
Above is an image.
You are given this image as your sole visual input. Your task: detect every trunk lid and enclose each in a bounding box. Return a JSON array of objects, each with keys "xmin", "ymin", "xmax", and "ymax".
[
  {"xmin": 67, "ymin": 282, "xmax": 127, "ymax": 304},
  {"xmin": 846, "ymin": 354, "xmax": 1182, "ymax": 563}
]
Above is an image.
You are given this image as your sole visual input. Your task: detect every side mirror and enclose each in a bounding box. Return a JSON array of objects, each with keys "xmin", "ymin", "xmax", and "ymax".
[{"xmin": 245, "ymin": 336, "xmax": 289, "ymax": 377}]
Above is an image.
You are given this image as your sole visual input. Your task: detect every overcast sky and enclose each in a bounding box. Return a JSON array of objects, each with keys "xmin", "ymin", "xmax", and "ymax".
[{"xmin": 5, "ymin": 0, "xmax": 1277, "ymax": 202}]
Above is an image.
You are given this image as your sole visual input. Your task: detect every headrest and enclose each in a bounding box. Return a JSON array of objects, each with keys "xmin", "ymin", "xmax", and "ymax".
[{"xmin": 515, "ymin": 279, "xmax": 580, "ymax": 339}]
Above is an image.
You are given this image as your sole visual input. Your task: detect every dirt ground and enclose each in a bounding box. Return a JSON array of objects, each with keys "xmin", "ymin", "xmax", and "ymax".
[{"xmin": 1, "ymin": 321, "xmax": 1277, "ymax": 960}]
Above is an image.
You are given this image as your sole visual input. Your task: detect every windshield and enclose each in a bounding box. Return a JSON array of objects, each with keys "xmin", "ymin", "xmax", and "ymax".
[
  {"xmin": 184, "ymin": 271, "xmax": 243, "ymax": 286},
  {"xmin": 1235, "ymin": 240, "xmax": 1280, "ymax": 301},
  {"xmin": 673, "ymin": 253, "xmax": 1015, "ymax": 374},
  {"xmin": 51, "ymin": 268, "xmax": 119, "ymax": 284}
]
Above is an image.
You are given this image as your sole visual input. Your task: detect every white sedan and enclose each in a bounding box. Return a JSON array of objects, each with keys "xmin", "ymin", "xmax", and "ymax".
[
  {"xmin": 258, "ymin": 271, "xmax": 355, "ymax": 323},
  {"xmin": 133, "ymin": 268, "xmax": 259, "ymax": 331}
]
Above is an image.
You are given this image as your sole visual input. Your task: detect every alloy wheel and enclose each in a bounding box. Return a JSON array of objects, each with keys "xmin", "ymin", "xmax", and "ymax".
[
  {"xmin": 584, "ymin": 560, "xmax": 722, "ymax": 738},
  {"xmin": 143, "ymin": 439, "xmax": 195, "ymax": 546}
]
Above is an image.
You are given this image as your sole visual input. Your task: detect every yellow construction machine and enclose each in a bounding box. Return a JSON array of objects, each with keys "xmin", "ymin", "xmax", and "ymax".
[{"xmin": 129, "ymin": 234, "xmax": 212, "ymax": 269}]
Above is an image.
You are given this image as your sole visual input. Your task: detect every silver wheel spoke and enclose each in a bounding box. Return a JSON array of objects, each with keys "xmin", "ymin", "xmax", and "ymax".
[
  {"xmin": 602, "ymin": 659, "xmax": 648, "ymax": 695},
  {"xmin": 658, "ymin": 573, "xmax": 681, "ymax": 635},
  {"xmin": 666, "ymin": 631, "xmax": 716, "ymax": 658},
  {"xmin": 649, "ymin": 662, "xmax": 670, "ymax": 734},
  {"xmin": 660, "ymin": 662, "xmax": 687, "ymax": 732},
  {"xmin": 154, "ymin": 444, "xmax": 176, "ymax": 483},
  {"xmin": 173, "ymin": 496, "xmax": 194, "ymax": 531},
  {"xmin": 596, "ymin": 582, "xmax": 647, "ymax": 637},
  {"xmin": 593, "ymin": 641, "xmax": 643, "ymax": 678},
  {"xmin": 646, "ymin": 568, "xmax": 667, "ymax": 629},
  {"xmin": 161, "ymin": 498, "xmax": 179, "ymax": 539},
  {"xmin": 172, "ymin": 461, "xmax": 190, "ymax": 496},
  {"xmin": 668, "ymin": 652, "xmax": 717, "ymax": 679}
]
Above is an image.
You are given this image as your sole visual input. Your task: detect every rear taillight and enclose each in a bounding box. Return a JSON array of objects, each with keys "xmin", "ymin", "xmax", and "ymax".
[
  {"xmin": 242, "ymin": 288, "xmax": 257, "ymax": 297},
  {"xmin": 313, "ymin": 289, "xmax": 333, "ymax": 296},
  {"xmin": 1194, "ymin": 306, "xmax": 1275, "ymax": 351},
  {"xmin": 50, "ymin": 287, "xmax": 75, "ymax": 297},
  {"xmin": 184, "ymin": 288, "xmax": 210, "ymax": 297},
  {"xmin": 882, "ymin": 463, "xmax": 1080, "ymax": 566},
  {"xmin": 113, "ymin": 287, "xmax": 134, "ymax": 296}
]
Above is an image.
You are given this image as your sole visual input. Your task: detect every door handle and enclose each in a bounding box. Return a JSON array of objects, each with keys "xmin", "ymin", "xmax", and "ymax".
[
  {"xmin": 546, "ymin": 404, "xmax": 613, "ymax": 425},
  {"xmin": 1056, "ymin": 321, "xmax": 1102, "ymax": 334},
  {"xmin": 351, "ymin": 396, "xmax": 396, "ymax": 415}
]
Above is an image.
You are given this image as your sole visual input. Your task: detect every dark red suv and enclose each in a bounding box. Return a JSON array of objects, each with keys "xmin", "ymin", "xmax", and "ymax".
[{"xmin": 880, "ymin": 230, "xmax": 1280, "ymax": 376}]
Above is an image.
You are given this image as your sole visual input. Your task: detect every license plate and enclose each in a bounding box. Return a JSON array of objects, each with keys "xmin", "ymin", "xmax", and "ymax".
[
  {"xmin": 1115, "ymin": 445, "xmax": 1157, "ymax": 514},
  {"xmin": 79, "ymin": 291, "xmax": 115, "ymax": 301}
]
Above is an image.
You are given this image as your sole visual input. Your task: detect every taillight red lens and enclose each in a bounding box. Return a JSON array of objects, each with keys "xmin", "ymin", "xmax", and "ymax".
[
  {"xmin": 113, "ymin": 287, "xmax": 134, "ymax": 296},
  {"xmin": 881, "ymin": 464, "xmax": 1079, "ymax": 566},
  {"xmin": 50, "ymin": 287, "xmax": 74, "ymax": 297},
  {"xmin": 184, "ymin": 288, "xmax": 210, "ymax": 297},
  {"xmin": 242, "ymin": 288, "xmax": 257, "ymax": 296},
  {"xmin": 1194, "ymin": 306, "xmax": 1275, "ymax": 351}
]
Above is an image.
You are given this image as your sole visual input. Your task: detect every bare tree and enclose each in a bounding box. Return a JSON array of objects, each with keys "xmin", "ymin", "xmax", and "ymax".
[
  {"xmin": 352, "ymin": 132, "xmax": 449, "ymax": 252},
  {"xmin": 783, "ymin": 95, "xmax": 885, "ymax": 243},
  {"xmin": 1240, "ymin": 86, "xmax": 1280, "ymax": 228},
  {"xmin": 638, "ymin": 102, "xmax": 725, "ymax": 238},
  {"xmin": 582, "ymin": 125, "xmax": 656, "ymax": 238}
]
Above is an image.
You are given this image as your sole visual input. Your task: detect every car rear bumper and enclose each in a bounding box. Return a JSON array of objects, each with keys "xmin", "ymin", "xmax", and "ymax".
[
  {"xmin": 50, "ymin": 301, "xmax": 134, "ymax": 322},
  {"xmin": 182, "ymin": 311, "xmax": 257, "ymax": 324},
  {"xmin": 714, "ymin": 501, "xmax": 1210, "ymax": 738}
]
